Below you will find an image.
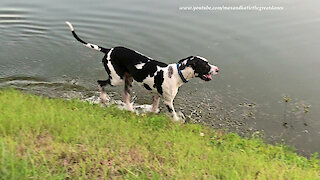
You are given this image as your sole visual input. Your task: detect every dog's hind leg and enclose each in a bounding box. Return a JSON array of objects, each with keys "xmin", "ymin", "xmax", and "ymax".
[
  {"xmin": 97, "ymin": 79, "xmax": 111, "ymax": 104},
  {"xmin": 97, "ymin": 79, "xmax": 110, "ymax": 87},
  {"xmin": 151, "ymin": 95, "xmax": 160, "ymax": 113},
  {"xmin": 123, "ymin": 74, "xmax": 134, "ymax": 111}
]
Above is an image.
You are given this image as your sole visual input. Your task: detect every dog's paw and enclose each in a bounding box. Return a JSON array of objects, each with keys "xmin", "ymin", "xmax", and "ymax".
[
  {"xmin": 173, "ymin": 111, "xmax": 186, "ymax": 123},
  {"xmin": 172, "ymin": 114, "xmax": 185, "ymax": 124},
  {"xmin": 100, "ymin": 92, "xmax": 110, "ymax": 104},
  {"xmin": 177, "ymin": 111, "xmax": 186, "ymax": 120},
  {"xmin": 149, "ymin": 106, "xmax": 159, "ymax": 113},
  {"xmin": 153, "ymin": 108, "xmax": 160, "ymax": 113},
  {"xmin": 125, "ymin": 102, "xmax": 135, "ymax": 112}
]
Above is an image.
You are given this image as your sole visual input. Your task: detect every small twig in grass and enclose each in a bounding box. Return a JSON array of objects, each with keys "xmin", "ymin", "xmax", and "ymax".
[{"xmin": 124, "ymin": 168, "xmax": 138, "ymax": 177}]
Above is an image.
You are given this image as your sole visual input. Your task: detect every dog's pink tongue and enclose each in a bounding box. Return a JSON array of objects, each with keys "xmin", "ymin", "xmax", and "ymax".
[{"xmin": 204, "ymin": 75, "xmax": 212, "ymax": 80}]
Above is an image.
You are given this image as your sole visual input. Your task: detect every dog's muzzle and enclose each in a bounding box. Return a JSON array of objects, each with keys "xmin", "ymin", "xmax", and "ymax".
[{"xmin": 201, "ymin": 66, "xmax": 219, "ymax": 81}]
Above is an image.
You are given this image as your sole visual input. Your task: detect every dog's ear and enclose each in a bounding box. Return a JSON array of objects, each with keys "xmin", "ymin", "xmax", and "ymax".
[
  {"xmin": 186, "ymin": 58, "xmax": 197, "ymax": 69},
  {"xmin": 178, "ymin": 56, "xmax": 193, "ymax": 64}
]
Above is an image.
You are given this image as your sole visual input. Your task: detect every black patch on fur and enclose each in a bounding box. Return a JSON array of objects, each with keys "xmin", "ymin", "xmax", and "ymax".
[
  {"xmin": 107, "ymin": 47, "xmax": 167, "ymax": 83},
  {"xmin": 90, "ymin": 45, "xmax": 95, "ymax": 48},
  {"xmin": 72, "ymin": 31, "xmax": 86, "ymax": 44},
  {"xmin": 143, "ymin": 83, "xmax": 152, "ymax": 90},
  {"xmin": 153, "ymin": 70, "xmax": 164, "ymax": 95},
  {"xmin": 166, "ymin": 105, "xmax": 173, "ymax": 113},
  {"xmin": 97, "ymin": 79, "xmax": 111, "ymax": 87},
  {"xmin": 110, "ymin": 52, "xmax": 126, "ymax": 80},
  {"xmin": 168, "ymin": 66, "xmax": 173, "ymax": 78}
]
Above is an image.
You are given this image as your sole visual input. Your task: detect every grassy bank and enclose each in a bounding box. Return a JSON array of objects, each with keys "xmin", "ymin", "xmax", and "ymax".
[{"xmin": 0, "ymin": 89, "xmax": 319, "ymax": 179}]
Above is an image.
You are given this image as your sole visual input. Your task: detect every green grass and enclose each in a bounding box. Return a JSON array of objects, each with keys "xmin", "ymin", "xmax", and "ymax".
[{"xmin": 0, "ymin": 89, "xmax": 319, "ymax": 179}]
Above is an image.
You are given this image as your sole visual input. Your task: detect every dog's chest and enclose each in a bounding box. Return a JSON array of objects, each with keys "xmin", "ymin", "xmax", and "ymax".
[{"xmin": 137, "ymin": 66, "xmax": 178, "ymax": 97}]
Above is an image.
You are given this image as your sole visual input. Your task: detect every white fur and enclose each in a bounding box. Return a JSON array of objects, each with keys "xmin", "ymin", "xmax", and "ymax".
[
  {"xmin": 196, "ymin": 56, "xmax": 208, "ymax": 62},
  {"xmin": 210, "ymin": 65, "xmax": 219, "ymax": 75},
  {"xmin": 141, "ymin": 75, "xmax": 155, "ymax": 91},
  {"xmin": 135, "ymin": 63, "xmax": 145, "ymax": 69},
  {"xmin": 65, "ymin": 21, "xmax": 74, "ymax": 31},
  {"xmin": 106, "ymin": 48, "xmax": 123, "ymax": 86}
]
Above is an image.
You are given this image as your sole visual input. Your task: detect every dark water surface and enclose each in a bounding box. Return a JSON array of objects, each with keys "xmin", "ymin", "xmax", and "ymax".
[{"xmin": 1, "ymin": 0, "xmax": 320, "ymax": 155}]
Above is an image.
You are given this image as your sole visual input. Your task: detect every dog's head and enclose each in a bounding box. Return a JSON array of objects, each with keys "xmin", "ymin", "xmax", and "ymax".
[{"xmin": 178, "ymin": 56, "xmax": 219, "ymax": 81}]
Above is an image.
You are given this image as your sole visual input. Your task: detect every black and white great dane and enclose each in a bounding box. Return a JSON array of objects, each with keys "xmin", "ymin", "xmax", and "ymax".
[{"xmin": 66, "ymin": 21, "xmax": 219, "ymax": 121}]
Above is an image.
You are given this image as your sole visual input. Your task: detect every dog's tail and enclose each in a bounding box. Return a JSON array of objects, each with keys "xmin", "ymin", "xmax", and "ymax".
[{"xmin": 65, "ymin": 21, "xmax": 110, "ymax": 53}]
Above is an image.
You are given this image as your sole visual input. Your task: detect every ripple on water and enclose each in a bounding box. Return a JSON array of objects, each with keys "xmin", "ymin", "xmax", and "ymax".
[{"xmin": 0, "ymin": 7, "xmax": 51, "ymax": 42}]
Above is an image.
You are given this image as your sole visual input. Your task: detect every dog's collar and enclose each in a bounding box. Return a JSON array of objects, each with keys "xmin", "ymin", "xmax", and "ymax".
[{"xmin": 176, "ymin": 63, "xmax": 188, "ymax": 83}]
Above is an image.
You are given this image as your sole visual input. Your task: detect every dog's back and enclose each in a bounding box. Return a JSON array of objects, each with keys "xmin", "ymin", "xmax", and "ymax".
[{"xmin": 106, "ymin": 46, "xmax": 168, "ymax": 83}]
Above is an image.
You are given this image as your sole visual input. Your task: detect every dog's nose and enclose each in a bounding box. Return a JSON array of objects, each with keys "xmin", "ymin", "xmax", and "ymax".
[{"xmin": 215, "ymin": 67, "xmax": 219, "ymax": 72}]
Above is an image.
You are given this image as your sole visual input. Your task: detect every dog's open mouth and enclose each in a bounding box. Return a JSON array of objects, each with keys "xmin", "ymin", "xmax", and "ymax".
[{"xmin": 200, "ymin": 74, "xmax": 212, "ymax": 81}]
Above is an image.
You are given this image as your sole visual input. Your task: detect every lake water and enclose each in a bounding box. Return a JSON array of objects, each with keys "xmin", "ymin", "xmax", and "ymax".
[{"xmin": 1, "ymin": 0, "xmax": 320, "ymax": 155}]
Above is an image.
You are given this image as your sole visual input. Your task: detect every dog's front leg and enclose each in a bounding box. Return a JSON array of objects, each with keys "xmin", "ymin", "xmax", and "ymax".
[{"xmin": 163, "ymin": 99, "xmax": 179, "ymax": 121}]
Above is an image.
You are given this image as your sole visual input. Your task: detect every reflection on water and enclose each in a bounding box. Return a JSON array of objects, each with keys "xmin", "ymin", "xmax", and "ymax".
[{"xmin": 1, "ymin": 0, "xmax": 320, "ymax": 155}]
